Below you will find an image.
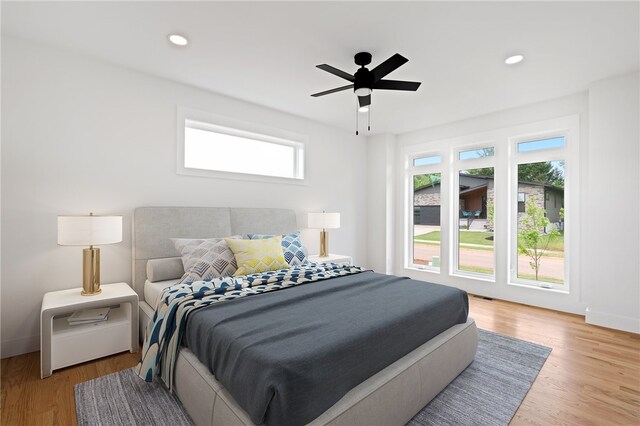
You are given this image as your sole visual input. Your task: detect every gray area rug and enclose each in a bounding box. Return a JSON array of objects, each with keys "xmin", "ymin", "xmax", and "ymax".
[
  {"xmin": 74, "ymin": 367, "xmax": 192, "ymax": 426},
  {"xmin": 75, "ymin": 329, "xmax": 550, "ymax": 426},
  {"xmin": 407, "ymin": 329, "xmax": 551, "ymax": 426}
]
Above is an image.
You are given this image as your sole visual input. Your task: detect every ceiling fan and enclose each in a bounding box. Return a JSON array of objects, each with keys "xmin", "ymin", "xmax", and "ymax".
[{"xmin": 311, "ymin": 52, "xmax": 421, "ymax": 134}]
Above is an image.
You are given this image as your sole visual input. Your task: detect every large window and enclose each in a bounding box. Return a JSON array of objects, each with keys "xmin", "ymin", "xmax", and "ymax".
[
  {"xmin": 177, "ymin": 107, "xmax": 305, "ymax": 182},
  {"xmin": 457, "ymin": 167, "xmax": 495, "ymax": 276},
  {"xmin": 409, "ymin": 154, "xmax": 443, "ymax": 270},
  {"xmin": 511, "ymin": 133, "xmax": 569, "ymax": 290},
  {"xmin": 515, "ymin": 159, "xmax": 565, "ymax": 287},
  {"xmin": 453, "ymin": 146, "xmax": 496, "ymax": 278},
  {"xmin": 403, "ymin": 116, "xmax": 577, "ymax": 295}
]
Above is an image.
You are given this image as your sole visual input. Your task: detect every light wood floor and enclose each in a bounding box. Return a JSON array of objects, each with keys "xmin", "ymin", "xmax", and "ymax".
[{"xmin": 1, "ymin": 297, "xmax": 639, "ymax": 425}]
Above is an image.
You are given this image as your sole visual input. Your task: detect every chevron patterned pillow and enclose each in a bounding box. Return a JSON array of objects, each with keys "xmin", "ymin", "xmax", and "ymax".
[
  {"xmin": 248, "ymin": 231, "xmax": 308, "ymax": 266},
  {"xmin": 225, "ymin": 236, "xmax": 290, "ymax": 275},
  {"xmin": 172, "ymin": 237, "xmax": 241, "ymax": 284}
]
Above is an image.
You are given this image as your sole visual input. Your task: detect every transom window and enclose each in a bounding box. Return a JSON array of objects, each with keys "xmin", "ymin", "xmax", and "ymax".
[
  {"xmin": 517, "ymin": 136, "xmax": 565, "ymax": 153},
  {"xmin": 413, "ymin": 155, "xmax": 442, "ymax": 167},
  {"xmin": 177, "ymin": 107, "xmax": 306, "ymax": 183},
  {"xmin": 459, "ymin": 147, "xmax": 495, "ymax": 160}
]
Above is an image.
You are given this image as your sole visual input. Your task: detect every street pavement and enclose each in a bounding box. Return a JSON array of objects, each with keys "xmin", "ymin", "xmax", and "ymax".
[{"xmin": 413, "ymin": 243, "xmax": 564, "ymax": 282}]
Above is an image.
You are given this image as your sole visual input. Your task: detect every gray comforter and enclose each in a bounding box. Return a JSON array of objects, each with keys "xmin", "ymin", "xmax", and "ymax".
[{"xmin": 184, "ymin": 271, "xmax": 469, "ymax": 425}]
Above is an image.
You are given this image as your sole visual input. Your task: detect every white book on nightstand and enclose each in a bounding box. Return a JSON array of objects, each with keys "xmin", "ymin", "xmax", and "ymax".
[{"xmin": 67, "ymin": 307, "xmax": 110, "ymax": 324}]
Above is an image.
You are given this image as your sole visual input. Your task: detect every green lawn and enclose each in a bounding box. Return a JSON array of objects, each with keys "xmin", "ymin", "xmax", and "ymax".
[
  {"xmin": 517, "ymin": 230, "xmax": 564, "ymax": 252},
  {"xmin": 415, "ymin": 230, "xmax": 565, "ymax": 252},
  {"xmin": 458, "ymin": 265, "xmax": 494, "ymax": 274},
  {"xmin": 415, "ymin": 231, "xmax": 494, "ymax": 246},
  {"xmin": 536, "ymin": 231, "xmax": 564, "ymax": 252}
]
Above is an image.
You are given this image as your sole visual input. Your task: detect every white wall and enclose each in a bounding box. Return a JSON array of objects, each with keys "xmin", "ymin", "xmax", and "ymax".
[
  {"xmin": 584, "ymin": 72, "xmax": 640, "ymax": 333},
  {"xmin": 1, "ymin": 37, "xmax": 368, "ymax": 357},
  {"xmin": 366, "ymin": 134, "xmax": 396, "ymax": 273}
]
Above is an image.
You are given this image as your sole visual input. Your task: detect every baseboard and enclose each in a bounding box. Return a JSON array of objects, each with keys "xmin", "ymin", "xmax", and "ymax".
[
  {"xmin": 1, "ymin": 334, "xmax": 40, "ymax": 359},
  {"xmin": 585, "ymin": 308, "xmax": 640, "ymax": 334}
]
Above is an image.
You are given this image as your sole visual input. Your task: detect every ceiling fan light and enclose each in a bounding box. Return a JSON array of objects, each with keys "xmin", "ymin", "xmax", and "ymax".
[
  {"xmin": 354, "ymin": 88, "xmax": 372, "ymax": 97},
  {"xmin": 358, "ymin": 106, "xmax": 369, "ymax": 113}
]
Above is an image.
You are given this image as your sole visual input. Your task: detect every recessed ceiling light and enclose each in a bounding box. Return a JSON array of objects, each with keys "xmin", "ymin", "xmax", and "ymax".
[
  {"xmin": 168, "ymin": 34, "xmax": 188, "ymax": 46},
  {"xmin": 358, "ymin": 106, "xmax": 369, "ymax": 113},
  {"xmin": 505, "ymin": 54, "xmax": 524, "ymax": 65}
]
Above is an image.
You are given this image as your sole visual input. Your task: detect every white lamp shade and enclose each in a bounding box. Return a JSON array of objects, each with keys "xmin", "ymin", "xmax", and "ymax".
[
  {"xmin": 58, "ymin": 215, "xmax": 123, "ymax": 246},
  {"xmin": 308, "ymin": 212, "xmax": 340, "ymax": 229}
]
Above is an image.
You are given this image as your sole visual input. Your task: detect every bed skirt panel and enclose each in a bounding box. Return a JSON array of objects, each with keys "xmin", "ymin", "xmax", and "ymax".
[{"xmin": 171, "ymin": 316, "xmax": 478, "ymax": 426}]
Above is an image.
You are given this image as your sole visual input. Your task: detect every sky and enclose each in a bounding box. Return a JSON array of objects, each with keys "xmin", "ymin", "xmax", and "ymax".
[{"xmin": 518, "ymin": 136, "xmax": 565, "ymax": 153}]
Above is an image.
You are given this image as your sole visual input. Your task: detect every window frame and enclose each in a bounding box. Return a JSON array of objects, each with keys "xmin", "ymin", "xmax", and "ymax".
[{"xmin": 177, "ymin": 106, "xmax": 307, "ymax": 184}]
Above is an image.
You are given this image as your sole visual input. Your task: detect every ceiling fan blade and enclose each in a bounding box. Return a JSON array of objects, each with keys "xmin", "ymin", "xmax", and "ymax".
[
  {"xmin": 371, "ymin": 54, "xmax": 409, "ymax": 82},
  {"xmin": 316, "ymin": 64, "xmax": 355, "ymax": 82},
  {"xmin": 311, "ymin": 84, "xmax": 354, "ymax": 97},
  {"xmin": 373, "ymin": 80, "xmax": 421, "ymax": 91},
  {"xmin": 358, "ymin": 94, "xmax": 371, "ymax": 107}
]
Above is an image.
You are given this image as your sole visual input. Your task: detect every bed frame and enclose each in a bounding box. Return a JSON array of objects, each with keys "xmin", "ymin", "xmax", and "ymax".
[{"xmin": 133, "ymin": 206, "xmax": 478, "ymax": 426}]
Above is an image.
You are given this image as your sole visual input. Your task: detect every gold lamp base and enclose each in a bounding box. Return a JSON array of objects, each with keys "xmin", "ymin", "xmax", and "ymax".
[
  {"xmin": 319, "ymin": 229, "xmax": 329, "ymax": 257},
  {"xmin": 82, "ymin": 246, "xmax": 102, "ymax": 296}
]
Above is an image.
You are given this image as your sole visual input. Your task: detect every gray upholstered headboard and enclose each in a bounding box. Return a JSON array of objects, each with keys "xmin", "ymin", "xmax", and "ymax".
[{"xmin": 132, "ymin": 207, "xmax": 298, "ymax": 300}]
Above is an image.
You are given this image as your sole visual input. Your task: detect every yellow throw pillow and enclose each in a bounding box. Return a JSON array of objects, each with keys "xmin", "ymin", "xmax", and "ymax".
[{"xmin": 225, "ymin": 236, "xmax": 290, "ymax": 276}]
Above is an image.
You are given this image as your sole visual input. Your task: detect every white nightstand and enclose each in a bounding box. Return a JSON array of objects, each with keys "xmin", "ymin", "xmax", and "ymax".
[
  {"xmin": 40, "ymin": 282, "xmax": 138, "ymax": 378},
  {"xmin": 308, "ymin": 254, "xmax": 353, "ymax": 265}
]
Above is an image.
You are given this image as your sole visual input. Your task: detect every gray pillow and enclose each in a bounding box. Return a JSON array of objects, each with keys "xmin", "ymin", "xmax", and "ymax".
[
  {"xmin": 172, "ymin": 236, "xmax": 241, "ymax": 284},
  {"xmin": 146, "ymin": 257, "xmax": 184, "ymax": 282}
]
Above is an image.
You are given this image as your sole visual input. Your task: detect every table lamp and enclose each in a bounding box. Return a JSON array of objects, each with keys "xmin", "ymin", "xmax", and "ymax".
[
  {"xmin": 57, "ymin": 213, "xmax": 123, "ymax": 296},
  {"xmin": 307, "ymin": 212, "xmax": 340, "ymax": 257}
]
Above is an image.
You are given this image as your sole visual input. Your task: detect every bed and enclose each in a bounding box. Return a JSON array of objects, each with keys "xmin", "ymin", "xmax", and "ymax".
[{"xmin": 133, "ymin": 207, "xmax": 478, "ymax": 426}]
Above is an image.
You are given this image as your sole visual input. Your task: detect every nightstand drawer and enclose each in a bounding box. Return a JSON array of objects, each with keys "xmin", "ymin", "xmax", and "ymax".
[{"xmin": 51, "ymin": 306, "xmax": 131, "ymax": 370}]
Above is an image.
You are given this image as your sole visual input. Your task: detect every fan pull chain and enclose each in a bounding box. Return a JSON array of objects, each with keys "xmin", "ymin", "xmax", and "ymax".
[
  {"xmin": 368, "ymin": 104, "xmax": 371, "ymax": 131},
  {"xmin": 355, "ymin": 100, "xmax": 359, "ymax": 135}
]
